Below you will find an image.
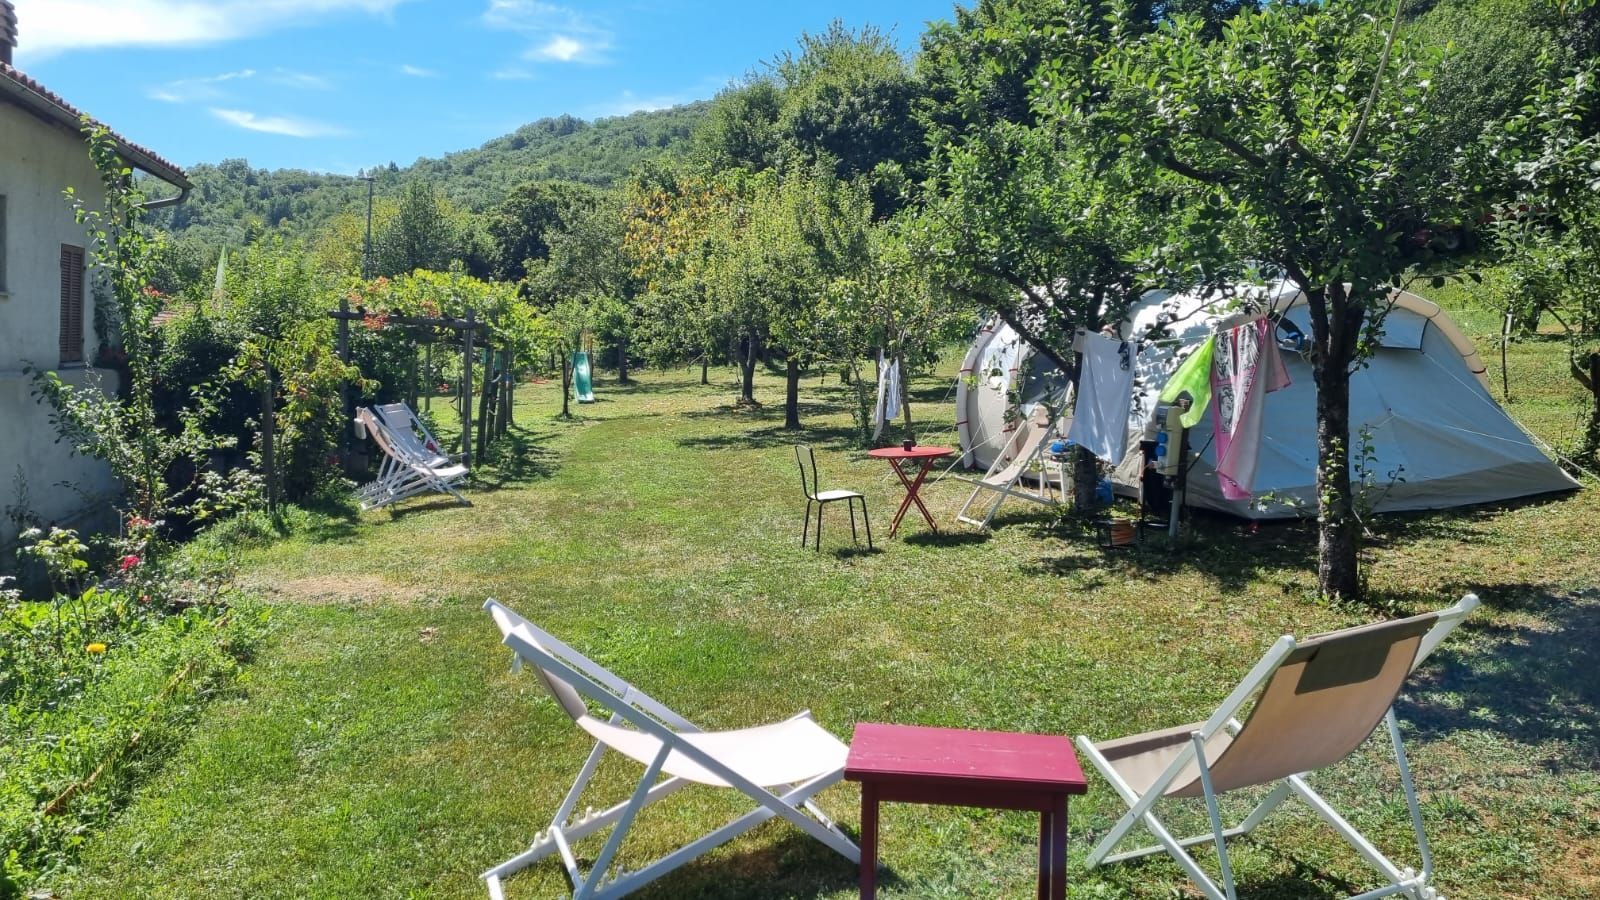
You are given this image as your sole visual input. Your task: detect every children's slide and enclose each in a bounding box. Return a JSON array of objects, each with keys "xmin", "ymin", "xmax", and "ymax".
[{"xmin": 572, "ymin": 351, "xmax": 596, "ymax": 403}]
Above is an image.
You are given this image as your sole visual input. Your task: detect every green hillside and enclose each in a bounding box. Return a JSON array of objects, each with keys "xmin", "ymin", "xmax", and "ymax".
[{"xmin": 153, "ymin": 102, "xmax": 708, "ymax": 248}]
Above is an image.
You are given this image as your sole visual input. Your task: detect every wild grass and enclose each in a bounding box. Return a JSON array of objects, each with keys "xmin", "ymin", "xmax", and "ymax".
[{"xmin": 57, "ymin": 335, "xmax": 1599, "ymax": 899}]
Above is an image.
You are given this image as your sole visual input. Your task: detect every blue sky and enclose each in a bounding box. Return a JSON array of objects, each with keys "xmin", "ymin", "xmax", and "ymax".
[{"xmin": 12, "ymin": 0, "xmax": 956, "ymax": 175}]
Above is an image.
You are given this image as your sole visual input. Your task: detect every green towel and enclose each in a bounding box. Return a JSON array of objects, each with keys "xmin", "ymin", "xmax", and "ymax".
[{"xmin": 1159, "ymin": 335, "xmax": 1215, "ymax": 428}]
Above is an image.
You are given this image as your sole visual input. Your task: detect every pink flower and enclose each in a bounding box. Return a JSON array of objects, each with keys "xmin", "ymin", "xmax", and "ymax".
[
  {"xmin": 127, "ymin": 516, "xmax": 151, "ymax": 529},
  {"xmin": 119, "ymin": 554, "xmax": 142, "ymax": 572}
]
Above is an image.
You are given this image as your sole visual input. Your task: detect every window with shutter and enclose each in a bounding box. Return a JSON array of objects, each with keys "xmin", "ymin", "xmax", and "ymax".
[{"xmin": 60, "ymin": 244, "xmax": 85, "ymax": 366}]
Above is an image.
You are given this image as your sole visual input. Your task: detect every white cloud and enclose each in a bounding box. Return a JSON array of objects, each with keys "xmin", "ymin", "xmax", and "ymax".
[
  {"xmin": 147, "ymin": 68, "xmax": 256, "ymax": 103},
  {"xmin": 14, "ymin": 1, "xmax": 411, "ymax": 59},
  {"xmin": 268, "ymin": 69, "xmax": 333, "ymax": 90},
  {"xmin": 481, "ymin": 0, "xmax": 610, "ymax": 64},
  {"xmin": 148, "ymin": 67, "xmax": 330, "ymax": 105},
  {"xmin": 210, "ymin": 108, "xmax": 348, "ymax": 138},
  {"xmin": 399, "ymin": 64, "xmax": 438, "ymax": 78},
  {"xmin": 592, "ymin": 90, "xmax": 688, "ymax": 117},
  {"xmin": 528, "ymin": 35, "xmax": 586, "ymax": 62}
]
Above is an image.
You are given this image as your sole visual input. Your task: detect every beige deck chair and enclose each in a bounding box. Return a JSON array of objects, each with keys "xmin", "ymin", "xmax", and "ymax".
[
  {"xmin": 481, "ymin": 599, "xmax": 859, "ymax": 900},
  {"xmin": 955, "ymin": 405, "xmax": 1065, "ymax": 529},
  {"xmin": 353, "ymin": 406, "xmax": 470, "ymax": 510},
  {"xmin": 1077, "ymin": 594, "xmax": 1479, "ymax": 900}
]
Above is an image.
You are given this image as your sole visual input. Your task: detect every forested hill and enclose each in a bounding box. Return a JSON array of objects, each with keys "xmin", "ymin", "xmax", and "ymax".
[{"xmin": 152, "ymin": 101, "xmax": 708, "ymax": 247}]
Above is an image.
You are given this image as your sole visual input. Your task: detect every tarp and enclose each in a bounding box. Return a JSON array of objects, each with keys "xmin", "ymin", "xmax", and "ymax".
[{"xmin": 955, "ymin": 287, "xmax": 1579, "ymax": 519}]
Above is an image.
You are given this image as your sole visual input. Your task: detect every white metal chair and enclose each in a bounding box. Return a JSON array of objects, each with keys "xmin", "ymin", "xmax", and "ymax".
[
  {"xmin": 795, "ymin": 444, "xmax": 872, "ymax": 551},
  {"xmin": 1077, "ymin": 594, "xmax": 1479, "ymax": 900},
  {"xmin": 954, "ymin": 406, "xmax": 1065, "ymax": 529},
  {"xmin": 354, "ymin": 404, "xmax": 470, "ymax": 510},
  {"xmin": 481, "ymin": 599, "xmax": 860, "ymax": 899}
]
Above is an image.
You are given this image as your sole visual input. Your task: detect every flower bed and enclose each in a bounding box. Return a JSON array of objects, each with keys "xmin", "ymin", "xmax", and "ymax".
[{"xmin": 0, "ymin": 528, "xmax": 263, "ymax": 895}]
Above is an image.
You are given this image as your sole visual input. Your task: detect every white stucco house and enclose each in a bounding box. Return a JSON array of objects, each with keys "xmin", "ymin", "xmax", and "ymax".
[{"xmin": 0, "ymin": 1, "xmax": 191, "ymax": 548}]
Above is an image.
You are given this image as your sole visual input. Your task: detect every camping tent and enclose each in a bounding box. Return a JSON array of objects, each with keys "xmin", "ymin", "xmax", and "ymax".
[{"xmin": 954, "ymin": 288, "xmax": 1579, "ymax": 519}]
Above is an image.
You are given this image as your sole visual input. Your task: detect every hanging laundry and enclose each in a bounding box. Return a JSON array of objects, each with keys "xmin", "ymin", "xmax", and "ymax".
[
  {"xmin": 872, "ymin": 352, "xmax": 902, "ymax": 440},
  {"xmin": 1211, "ymin": 318, "xmax": 1291, "ymax": 500},
  {"xmin": 1067, "ymin": 332, "xmax": 1137, "ymax": 463},
  {"xmin": 1158, "ymin": 335, "xmax": 1215, "ymax": 428}
]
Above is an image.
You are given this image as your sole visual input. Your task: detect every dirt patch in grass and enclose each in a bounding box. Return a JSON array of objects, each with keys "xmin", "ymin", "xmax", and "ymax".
[{"xmin": 249, "ymin": 572, "xmax": 418, "ymax": 606}]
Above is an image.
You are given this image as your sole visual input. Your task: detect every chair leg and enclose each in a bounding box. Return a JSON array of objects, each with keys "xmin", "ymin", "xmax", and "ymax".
[
  {"xmin": 815, "ymin": 502, "xmax": 824, "ymax": 551},
  {"xmin": 848, "ymin": 499, "xmax": 859, "ymax": 544},
  {"xmin": 1192, "ymin": 732, "xmax": 1239, "ymax": 900},
  {"xmin": 802, "ymin": 499, "xmax": 813, "ymax": 548},
  {"xmin": 861, "ymin": 499, "xmax": 873, "ymax": 550}
]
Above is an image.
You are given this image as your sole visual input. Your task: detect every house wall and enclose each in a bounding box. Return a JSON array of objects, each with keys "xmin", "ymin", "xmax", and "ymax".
[{"xmin": 0, "ymin": 101, "xmax": 121, "ymax": 548}]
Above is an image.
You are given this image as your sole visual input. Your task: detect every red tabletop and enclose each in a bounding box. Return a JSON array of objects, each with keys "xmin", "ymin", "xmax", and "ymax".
[
  {"xmin": 867, "ymin": 446, "xmax": 955, "ymax": 461},
  {"xmin": 846, "ymin": 723, "xmax": 1087, "ymax": 793}
]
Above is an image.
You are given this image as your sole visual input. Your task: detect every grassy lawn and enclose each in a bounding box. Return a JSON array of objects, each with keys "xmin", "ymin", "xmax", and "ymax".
[{"xmin": 62, "ymin": 336, "xmax": 1599, "ymax": 898}]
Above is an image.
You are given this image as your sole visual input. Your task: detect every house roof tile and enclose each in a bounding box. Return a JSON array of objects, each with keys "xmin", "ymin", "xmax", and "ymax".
[{"xmin": 0, "ymin": 61, "xmax": 190, "ymax": 190}]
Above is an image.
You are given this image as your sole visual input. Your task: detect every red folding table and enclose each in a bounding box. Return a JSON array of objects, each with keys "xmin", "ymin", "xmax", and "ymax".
[
  {"xmin": 844, "ymin": 722, "xmax": 1088, "ymax": 900},
  {"xmin": 867, "ymin": 446, "xmax": 953, "ymax": 537}
]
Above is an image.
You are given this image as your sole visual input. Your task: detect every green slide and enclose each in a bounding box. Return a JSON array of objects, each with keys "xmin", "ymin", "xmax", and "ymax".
[{"xmin": 572, "ymin": 351, "xmax": 596, "ymax": 403}]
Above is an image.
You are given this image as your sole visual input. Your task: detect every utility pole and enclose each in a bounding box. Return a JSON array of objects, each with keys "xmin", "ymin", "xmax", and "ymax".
[{"xmin": 360, "ymin": 174, "xmax": 376, "ymax": 279}]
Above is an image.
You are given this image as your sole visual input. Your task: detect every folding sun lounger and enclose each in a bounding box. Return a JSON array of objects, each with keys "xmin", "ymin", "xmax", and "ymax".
[
  {"xmin": 1076, "ymin": 594, "xmax": 1479, "ymax": 900},
  {"xmin": 354, "ymin": 403, "xmax": 471, "ymax": 510},
  {"xmin": 955, "ymin": 405, "xmax": 1065, "ymax": 529},
  {"xmin": 481, "ymin": 599, "xmax": 860, "ymax": 899}
]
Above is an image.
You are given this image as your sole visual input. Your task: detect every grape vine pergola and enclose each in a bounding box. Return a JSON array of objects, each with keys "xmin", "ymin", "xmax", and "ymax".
[{"xmin": 327, "ymin": 297, "xmax": 516, "ymax": 472}]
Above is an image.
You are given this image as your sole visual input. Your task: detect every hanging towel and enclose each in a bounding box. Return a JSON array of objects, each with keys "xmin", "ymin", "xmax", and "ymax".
[
  {"xmin": 1211, "ymin": 318, "xmax": 1291, "ymax": 500},
  {"xmin": 1067, "ymin": 332, "xmax": 1136, "ymax": 463},
  {"xmin": 872, "ymin": 353, "xmax": 901, "ymax": 440},
  {"xmin": 1158, "ymin": 335, "xmax": 1215, "ymax": 428}
]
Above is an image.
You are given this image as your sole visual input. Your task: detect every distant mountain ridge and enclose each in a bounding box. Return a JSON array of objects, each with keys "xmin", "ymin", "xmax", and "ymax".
[{"xmin": 153, "ymin": 102, "xmax": 708, "ymax": 247}]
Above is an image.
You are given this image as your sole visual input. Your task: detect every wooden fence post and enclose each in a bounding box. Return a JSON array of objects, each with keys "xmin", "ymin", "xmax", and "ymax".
[
  {"xmin": 462, "ymin": 309, "xmax": 475, "ymax": 470},
  {"xmin": 337, "ymin": 295, "xmax": 354, "ymax": 468}
]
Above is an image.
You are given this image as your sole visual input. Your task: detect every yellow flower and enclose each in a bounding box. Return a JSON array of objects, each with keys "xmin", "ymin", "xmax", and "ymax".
[{"xmin": 86, "ymin": 642, "xmax": 107, "ymax": 655}]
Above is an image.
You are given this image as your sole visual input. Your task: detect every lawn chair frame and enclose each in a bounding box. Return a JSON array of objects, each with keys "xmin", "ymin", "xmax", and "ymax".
[
  {"xmin": 481, "ymin": 599, "xmax": 859, "ymax": 900},
  {"xmin": 354, "ymin": 404, "xmax": 470, "ymax": 510},
  {"xmin": 954, "ymin": 404, "xmax": 1067, "ymax": 529},
  {"xmin": 1076, "ymin": 595, "xmax": 1479, "ymax": 900}
]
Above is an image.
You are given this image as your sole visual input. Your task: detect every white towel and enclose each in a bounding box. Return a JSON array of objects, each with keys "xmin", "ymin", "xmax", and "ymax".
[
  {"xmin": 873, "ymin": 353, "xmax": 901, "ymax": 439},
  {"xmin": 1067, "ymin": 332, "xmax": 1136, "ymax": 463}
]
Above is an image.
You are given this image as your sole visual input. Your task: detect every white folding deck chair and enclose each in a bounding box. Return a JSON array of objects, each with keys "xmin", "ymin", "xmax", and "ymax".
[
  {"xmin": 955, "ymin": 405, "xmax": 1066, "ymax": 529},
  {"xmin": 1077, "ymin": 594, "xmax": 1479, "ymax": 900},
  {"xmin": 354, "ymin": 405, "xmax": 470, "ymax": 510},
  {"xmin": 374, "ymin": 402, "xmax": 452, "ymax": 468},
  {"xmin": 481, "ymin": 599, "xmax": 860, "ymax": 899}
]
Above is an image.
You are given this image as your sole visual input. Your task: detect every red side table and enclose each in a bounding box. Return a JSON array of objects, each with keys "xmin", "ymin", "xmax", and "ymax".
[
  {"xmin": 844, "ymin": 723, "xmax": 1087, "ymax": 899},
  {"xmin": 866, "ymin": 446, "xmax": 954, "ymax": 537}
]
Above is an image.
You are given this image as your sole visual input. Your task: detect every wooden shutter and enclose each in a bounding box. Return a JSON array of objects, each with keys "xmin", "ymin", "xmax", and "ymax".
[{"xmin": 59, "ymin": 244, "xmax": 85, "ymax": 365}]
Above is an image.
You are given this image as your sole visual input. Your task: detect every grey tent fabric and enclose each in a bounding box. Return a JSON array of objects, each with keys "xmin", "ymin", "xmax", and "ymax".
[
  {"xmin": 957, "ymin": 287, "xmax": 1578, "ymax": 520},
  {"xmin": 1143, "ymin": 293, "xmax": 1578, "ymax": 518}
]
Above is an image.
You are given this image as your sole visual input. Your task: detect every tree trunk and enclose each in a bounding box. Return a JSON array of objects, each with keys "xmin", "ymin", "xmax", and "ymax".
[
  {"xmin": 701, "ymin": 352, "xmax": 710, "ymax": 385},
  {"xmin": 475, "ymin": 350, "xmax": 495, "ymax": 460},
  {"xmin": 1313, "ymin": 351, "xmax": 1361, "ymax": 602},
  {"xmin": 560, "ymin": 354, "xmax": 572, "ymax": 419},
  {"xmin": 739, "ymin": 335, "xmax": 759, "ymax": 406},
  {"xmin": 898, "ymin": 353, "xmax": 913, "ymax": 440},
  {"xmin": 1583, "ymin": 351, "xmax": 1600, "ymax": 465},
  {"xmin": 617, "ymin": 332, "xmax": 631, "ymax": 384},
  {"xmin": 784, "ymin": 358, "xmax": 801, "ymax": 429}
]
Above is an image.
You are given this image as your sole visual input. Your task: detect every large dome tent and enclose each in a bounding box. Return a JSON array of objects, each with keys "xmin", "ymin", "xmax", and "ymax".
[
  {"xmin": 953, "ymin": 286, "xmax": 1578, "ymax": 519},
  {"xmin": 954, "ymin": 319, "xmax": 1071, "ymax": 471}
]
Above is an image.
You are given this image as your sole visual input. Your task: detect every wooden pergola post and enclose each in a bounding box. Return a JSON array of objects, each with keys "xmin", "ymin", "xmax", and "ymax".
[{"xmin": 462, "ymin": 308, "xmax": 475, "ymax": 470}]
